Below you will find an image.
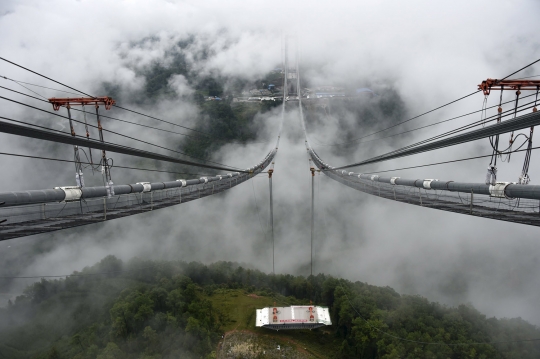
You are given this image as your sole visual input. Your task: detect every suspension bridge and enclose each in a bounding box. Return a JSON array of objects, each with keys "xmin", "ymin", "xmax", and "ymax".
[{"xmin": 1, "ymin": 40, "xmax": 540, "ymax": 279}]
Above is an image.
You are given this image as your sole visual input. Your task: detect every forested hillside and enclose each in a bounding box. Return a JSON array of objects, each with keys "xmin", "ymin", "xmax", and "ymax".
[
  {"xmin": 1, "ymin": 257, "xmax": 539, "ymax": 359},
  {"xmin": 103, "ymin": 37, "xmax": 282, "ymax": 169}
]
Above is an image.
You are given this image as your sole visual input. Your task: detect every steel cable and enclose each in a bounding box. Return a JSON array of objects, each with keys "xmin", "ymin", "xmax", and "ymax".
[
  {"xmin": 310, "ymin": 92, "xmax": 539, "ymax": 147},
  {"xmin": 0, "ymin": 116, "xmax": 244, "ymax": 172},
  {"xmin": 0, "ymin": 151, "xmax": 227, "ymax": 176},
  {"xmin": 0, "ymin": 57, "xmax": 209, "ymax": 135},
  {"xmin": 0, "ymin": 95, "xmax": 241, "ymax": 169}
]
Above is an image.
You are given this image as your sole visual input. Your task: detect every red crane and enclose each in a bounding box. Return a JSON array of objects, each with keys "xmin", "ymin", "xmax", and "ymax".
[
  {"xmin": 47, "ymin": 96, "xmax": 116, "ymax": 191},
  {"xmin": 478, "ymin": 79, "xmax": 540, "ymax": 95}
]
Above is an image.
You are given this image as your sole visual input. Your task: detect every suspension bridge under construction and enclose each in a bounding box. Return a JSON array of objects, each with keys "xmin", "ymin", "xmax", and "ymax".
[{"xmin": 1, "ymin": 39, "xmax": 540, "ymax": 283}]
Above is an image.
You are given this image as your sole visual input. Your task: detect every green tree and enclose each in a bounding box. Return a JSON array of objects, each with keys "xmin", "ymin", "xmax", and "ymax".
[{"xmin": 96, "ymin": 342, "xmax": 124, "ymax": 359}]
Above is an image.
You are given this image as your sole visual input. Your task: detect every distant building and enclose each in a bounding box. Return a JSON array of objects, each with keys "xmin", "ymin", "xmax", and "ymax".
[
  {"xmin": 356, "ymin": 88, "xmax": 377, "ymax": 96},
  {"xmin": 256, "ymin": 305, "xmax": 332, "ymax": 330},
  {"xmin": 314, "ymin": 92, "xmax": 345, "ymax": 98}
]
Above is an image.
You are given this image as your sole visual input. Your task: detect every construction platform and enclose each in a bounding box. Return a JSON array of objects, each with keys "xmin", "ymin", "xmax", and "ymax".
[{"xmin": 256, "ymin": 305, "xmax": 332, "ymax": 330}]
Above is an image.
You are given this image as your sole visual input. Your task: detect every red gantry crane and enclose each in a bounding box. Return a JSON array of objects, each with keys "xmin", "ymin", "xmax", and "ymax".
[
  {"xmin": 478, "ymin": 79, "xmax": 540, "ymax": 185},
  {"xmin": 48, "ymin": 96, "xmax": 116, "ymax": 193}
]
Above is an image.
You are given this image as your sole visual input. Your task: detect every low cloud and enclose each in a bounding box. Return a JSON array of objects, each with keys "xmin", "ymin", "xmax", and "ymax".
[{"xmin": 1, "ymin": 0, "xmax": 540, "ymax": 327}]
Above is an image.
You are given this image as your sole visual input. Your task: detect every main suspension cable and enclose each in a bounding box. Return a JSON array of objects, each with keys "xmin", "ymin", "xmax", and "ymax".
[
  {"xmin": 331, "ymin": 103, "xmax": 540, "ymax": 170},
  {"xmin": 0, "ymin": 95, "xmax": 240, "ymax": 169},
  {"xmin": 316, "ymin": 90, "xmax": 481, "ymax": 146},
  {"xmin": 0, "ymin": 116, "xmax": 244, "ymax": 172},
  {"xmin": 353, "ymin": 145, "xmax": 540, "ymax": 175},
  {"xmin": 376, "ymin": 100, "xmax": 538, "ymax": 160},
  {"xmin": 311, "ymin": 92, "xmax": 539, "ymax": 147},
  {"xmin": 1, "ymin": 78, "xmax": 271, "ymax": 144},
  {"xmin": 0, "ymin": 151, "xmax": 226, "ymax": 177},
  {"xmin": 331, "ymin": 100, "xmax": 538, "ymax": 171}
]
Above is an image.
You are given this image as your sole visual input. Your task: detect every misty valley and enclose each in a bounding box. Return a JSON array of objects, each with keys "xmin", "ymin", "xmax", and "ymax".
[
  {"xmin": 2, "ymin": 2, "xmax": 540, "ymax": 359},
  {"xmin": 2, "ymin": 257, "xmax": 540, "ymax": 359}
]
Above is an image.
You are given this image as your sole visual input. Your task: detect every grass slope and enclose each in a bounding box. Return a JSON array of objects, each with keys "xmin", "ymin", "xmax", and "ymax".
[{"xmin": 209, "ymin": 289, "xmax": 338, "ymax": 358}]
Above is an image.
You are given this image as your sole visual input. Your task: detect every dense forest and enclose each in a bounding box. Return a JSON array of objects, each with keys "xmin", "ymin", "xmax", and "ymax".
[{"xmin": 1, "ymin": 256, "xmax": 539, "ymax": 359}]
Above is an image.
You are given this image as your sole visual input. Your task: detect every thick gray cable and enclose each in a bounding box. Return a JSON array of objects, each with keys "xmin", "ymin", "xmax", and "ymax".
[
  {"xmin": 310, "ymin": 150, "xmax": 540, "ymax": 201},
  {"xmin": 0, "ymin": 117, "xmax": 242, "ymax": 172},
  {"xmin": 333, "ymin": 109, "xmax": 540, "ymax": 170},
  {"xmin": 0, "ymin": 95, "xmax": 236, "ymax": 168},
  {"xmin": 0, "ymin": 148, "xmax": 275, "ymax": 207}
]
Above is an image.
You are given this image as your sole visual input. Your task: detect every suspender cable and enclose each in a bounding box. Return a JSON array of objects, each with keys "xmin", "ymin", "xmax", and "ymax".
[
  {"xmin": 293, "ymin": 37, "xmax": 315, "ymax": 276},
  {"xmin": 268, "ymin": 167, "xmax": 274, "ymax": 275},
  {"xmin": 507, "ymin": 88, "xmax": 522, "ymax": 162},
  {"xmin": 81, "ymin": 104, "xmax": 95, "ymax": 168},
  {"xmin": 310, "ymin": 166, "xmax": 315, "ymax": 277},
  {"xmin": 519, "ymin": 87, "xmax": 539, "ymax": 184},
  {"xmin": 265, "ymin": 35, "xmax": 288, "ymax": 275},
  {"xmin": 487, "ymin": 88, "xmax": 504, "ymax": 184},
  {"xmin": 65, "ymin": 104, "xmax": 85, "ymax": 188}
]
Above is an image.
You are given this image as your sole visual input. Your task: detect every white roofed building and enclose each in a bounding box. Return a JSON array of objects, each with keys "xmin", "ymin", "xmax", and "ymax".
[{"xmin": 255, "ymin": 305, "xmax": 332, "ymax": 330}]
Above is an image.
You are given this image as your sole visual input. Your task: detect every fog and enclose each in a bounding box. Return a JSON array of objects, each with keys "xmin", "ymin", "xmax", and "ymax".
[{"xmin": 1, "ymin": 0, "xmax": 540, "ymax": 326}]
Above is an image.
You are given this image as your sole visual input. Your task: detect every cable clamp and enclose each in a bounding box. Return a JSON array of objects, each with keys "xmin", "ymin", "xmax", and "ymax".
[
  {"xmin": 55, "ymin": 186, "xmax": 82, "ymax": 202},
  {"xmin": 75, "ymin": 171, "xmax": 85, "ymax": 187},
  {"xmin": 176, "ymin": 179, "xmax": 187, "ymax": 187},
  {"xmin": 217, "ymin": 175, "xmax": 223, "ymax": 181},
  {"xmin": 485, "ymin": 166, "xmax": 497, "ymax": 185},
  {"xmin": 370, "ymin": 175, "xmax": 379, "ymax": 181},
  {"xmin": 227, "ymin": 173, "xmax": 233, "ymax": 178},
  {"xmin": 200, "ymin": 177, "xmax": 208, "ymax": 184},
  {"xmin": 489, "ymin": 181, "xmax": 514, "ymax": 199},
  {"xmin": 390, "ymin": 177, "xmax": 400, "ymax": 185},
  {"xmin": 106, "ymin": 180, "xmax": 114, "ymax": 198},
  {"xmin": 348, "ymin": 172, "xmax": 354, "ymax": 176},
  {"xmin": 137, "ymin": 182, "xmax": 152, "ymax": 193},
  {"xmin": 518, "ymin": 173, "xmax": 530, "ymax": 185},
  {"xmin": 422, "ymin": 179, "xmax": 438, "ymax": 189}
]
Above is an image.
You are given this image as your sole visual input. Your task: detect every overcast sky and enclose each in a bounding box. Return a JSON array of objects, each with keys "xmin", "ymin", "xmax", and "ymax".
[{"xmin": 1, "ymin": 0, "xmax": 540, "ymax": 325}]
